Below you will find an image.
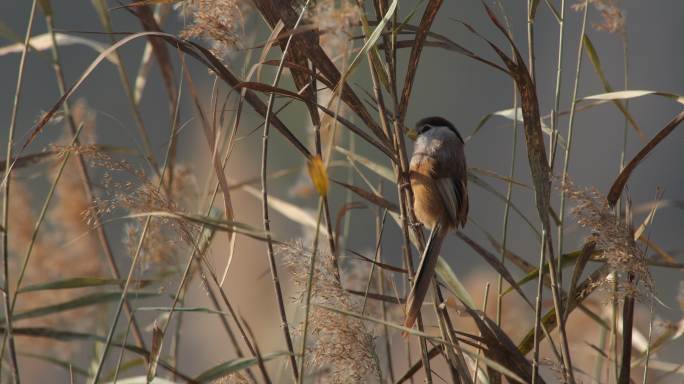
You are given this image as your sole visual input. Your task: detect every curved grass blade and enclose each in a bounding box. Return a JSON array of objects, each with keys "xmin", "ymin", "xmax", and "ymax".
[
  {"xmin": 335, "ymin": 145, "xmax": 394, "ymax": 182},
  {"xmin": 125, "ymin": 210, "xmax": 270, "ymax": 241},
  {"xmin": 1, "ymin": 327, "xmax": 193, "ymax": 381},
  {"xmin": 341, "ymin": 0, "xmax": 398, "ymax": 86},
  {"xmin": 456, "ymin": 233, "xmax": 532, "ymax": 308},
  {"xmin": 435, "ymin": 257, "xmax": 476, "ymax": 309},
  {"xmin": 194, "ymin": 352, "xmax": 290, "ymax": 382},
  {"xmin": 0, "ymin": 32, "xmax": 119, "ymax": 64},
  {"xmin": 331, "ymin": 179, "xmax": 398, "ymax": 213},
  {"xmin": 316, "ymin": 304, "xmax": 527, "ymax": 384},
  {"xmin": 241, "ymin": 185, "xmax": 317, "ymax": 229},
  {"xmin": 577, "ymin": 90, "xmax": 684, "ymax": 107},
  {"xmin": 21, "ymin": 351, "xmax": 89, "ymax": 377},
  {"xmin": 470, "ymin": 107, "xmax": 565, "ymax": 149},
  {"xmin": 18, "ymin": 277, "xmax": 134, "ymax": 293},
  {"xmin": 582, "ymin": 35, "xmax": 644, "ymax": 139},
  {"xmin": 518, "ymin": 265, "xmax": 610, "ymax": 355},
  {"xmin": 11, "ymin": 291, "xmax": 157, "ymax": 321},
  {"xmin": 607, "ymin": 109, "xmax": 684, "ymax": 206}
]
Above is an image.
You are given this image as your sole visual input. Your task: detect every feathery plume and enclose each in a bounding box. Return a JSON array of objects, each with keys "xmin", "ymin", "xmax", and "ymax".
[
  {"xmin": 560, "ymin": 178, "xmax": 653, "ymax": 299},
  {"xmin": 279, "ymin": 241, "xmax": 380, "ymax": 383},
  {"xmin": 180, "ymin": 0, "xmax": 248, "ymax": 57},
  {"xmin": 573, "ymin": 0, "xmax": 625, "ymax": 34}
]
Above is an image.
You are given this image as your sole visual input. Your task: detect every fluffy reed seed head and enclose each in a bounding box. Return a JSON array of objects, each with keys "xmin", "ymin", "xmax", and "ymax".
[
  {"xmin": 180, "ymin": 0, "xmax": 247, "ymax": 57},
  {"xmin": 308, "ymin": 0, "xmax": 361, "ymax": 60},
  {"xmin": 560, "ymin": 178, "xmax": 653, "ymax": 299},
  {"xmin": 573, "ymin": 0, "xmax": 625, "ymax": 34},
  {"xmin": 9, "ymin": 101, "xmax": 104, "ymax": 356},
  {"xmin": 279, "ymin": 241, "xmax": 381, "ymax": 383}
]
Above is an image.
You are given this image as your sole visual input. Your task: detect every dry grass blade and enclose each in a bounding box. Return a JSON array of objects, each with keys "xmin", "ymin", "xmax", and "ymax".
[
  {"xmin": 251, "ymin": 0, "xmax": 385, "ymax": 141},
  {"xmin": 146, "ymin": 321, "xmax": 163, "ymax": 382},
  {"xmin": 472, "ymin": 3, "xmax": 576, "ymax": 379},
  {"xmin": 345, "ymin": 249, "xmax": 407, "ymax": 274},
  {"xmin": 331, "ymin": 179, "xmax": 398, "ymax": 212},
  {"xmin": 435, "ymin": 257, "xmax": 476, "ymax": 309},
  {"xmin": 462, "ymin": 305, "xmax": 543, "ymax": 384},
  {"xmin": 235, "ymin": 82, "xmax": 396, "ymax": 160},
  {"xmin": 582, "ymin": 34, "xmax": 644, "ymax": 139},
  {"xmin": 194, "ymin": 352, "xmax": 290, "ymax": 383},
  {"xmin": 241, "ymin": 185, "xmax": 317, "ymax": 229},
  {"xmin": 335, "ymin": 145, "xmax": 395, "ymax": 181},
  {"xmin": 518, "ymin": 264, "xmax": 611, "ymax": 355},
  {"xmin": 23, "ymin": 31, "xmax": 311, "ymax": 158},
  {"xmin": 564, "ymin": 240, "xmax": 596, "ymax": 321},
  {"xmin": 0, "ymin": 327, "xmax": 195, "ymax": 382},
  {"xmin": 345, "ymin": 289, "xmax": 404, "ymax": 304},
  {"xmin": 607, "ymin": 109, "xmax": 684, "ymax": 206},
  {"xmin": 375, "ymin": 21, "xmax": 511, "ymax": 74},
  {"xmin": 397, "ymin": 0, "xmax": 444, "ymax": 121},
  {"xmin": 456, "ymin": 232, "xmax": 533, "ymax": 308},
  {"xmin": 395, "ymin": 346, "xmax": 442, "ymax": 384},
  {"xmin": 317, "ymin": 304, "xmax": 527, "ymax": 383},
  {"xmin": 0, "ymin": 152, "xmax": 58, "ymax": 172},
  {"xmin": 126, "ymin": 5, "xmax": 178, "ymax": 109}
]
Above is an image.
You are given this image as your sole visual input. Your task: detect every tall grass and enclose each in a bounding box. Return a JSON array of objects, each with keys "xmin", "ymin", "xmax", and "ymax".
[{"xmin": 0, "ymin": 0, "xmax": 683, "ymax": 383}]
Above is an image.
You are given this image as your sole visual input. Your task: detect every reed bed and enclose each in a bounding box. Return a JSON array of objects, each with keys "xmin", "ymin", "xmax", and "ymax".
[{"xmin": 0, "ymin": 0, "xmax": 683, "ymax": 383}]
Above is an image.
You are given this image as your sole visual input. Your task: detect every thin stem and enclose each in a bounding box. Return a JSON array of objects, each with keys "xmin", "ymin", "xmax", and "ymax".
[
  {"xmin": 473, "ymin": 282, "xmax": 491, "ymax": 384},
  {"xmin": 90, "ymin": 55, "xmax": 183, "ymax": 383},
  {"xmin": 527, "ymin": 0, "xmax": 536, "ymax": 81},
  {"xmin": 298, "ymin": 200, "xmax": 324, "ymax": 384},
  {"xmin": 494, "ymin": 0, "xmax": 519, "ymax": 329},
  {"xmin": 641, "ymin": 299, "xmax": 654, "ymax": 384},
  {"xmin": 260, "ymin": 2, "xmax": 312, "ymax": 381},
  {"xmin": 310, "ymin": 61, "xmax": 339, "ymax": 275},
  {"xmin": 550, "ymin": 0, "xmax": 567, "ymax": 170},
  {"xmin": 376, "ymin": 185, "xmax": 395, "ymax": 383},
  {"xmin": 531, "ymin": 230, "xmax": 547, "ymax": 384},
  {"xmin": 111, "ymin": 314, "xmax": 135, "ymax": 383},
  {"xmin": 41, "ymin": 10, "xmax": 148, "ymax": 353},
  {"xmin": 1, "ymin": 1, "xmax": 38, "ymax": 380},
  {"xmin": 91, "ymin": 0, "xmax": 159, "ymax": 172},
  {"xmin": 558, "ymin": 0, "xmax": 589, "ymax": 290}
]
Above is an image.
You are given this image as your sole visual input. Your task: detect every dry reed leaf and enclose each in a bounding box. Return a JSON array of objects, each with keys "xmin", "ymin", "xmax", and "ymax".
[
  {"xmin": 0, "ymin": 33, "xmax": 118, "ymax": 64},
  {"xmin": 607, "ymin": 108, "xmax": 684, "ymax": 206}
]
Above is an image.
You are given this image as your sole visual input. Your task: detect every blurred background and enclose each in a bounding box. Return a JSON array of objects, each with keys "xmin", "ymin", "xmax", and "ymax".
[{"xmin": 1, "ymin": 0, "xmax": 683, "ymax": 382}]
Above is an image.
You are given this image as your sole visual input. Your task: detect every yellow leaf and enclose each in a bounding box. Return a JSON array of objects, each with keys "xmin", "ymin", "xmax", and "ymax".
[{"xmin": 307, "ymin": 156, "xmax": 329, "ymax": 197}]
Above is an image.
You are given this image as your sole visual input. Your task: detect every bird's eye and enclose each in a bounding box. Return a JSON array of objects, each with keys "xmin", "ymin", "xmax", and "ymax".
[{"xmin": 419, "ymin": 124, "xmax": 432, "ymax": 134}]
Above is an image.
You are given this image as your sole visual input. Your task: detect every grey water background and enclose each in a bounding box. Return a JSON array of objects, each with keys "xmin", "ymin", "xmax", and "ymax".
[{"xmin": 1, "ymin": 0, "xmax": 683, "ymax": 381}]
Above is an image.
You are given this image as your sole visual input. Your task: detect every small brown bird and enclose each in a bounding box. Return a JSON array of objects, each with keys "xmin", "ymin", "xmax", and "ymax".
[{"xmin": 404, "ymin": 116, "xmax": 469, "ymax": 329}]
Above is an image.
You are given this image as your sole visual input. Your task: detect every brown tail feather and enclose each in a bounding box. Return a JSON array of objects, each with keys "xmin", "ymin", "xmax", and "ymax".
[{"xmin": 404, "ymin": 221, "xmax": 447, "ymax": 330}]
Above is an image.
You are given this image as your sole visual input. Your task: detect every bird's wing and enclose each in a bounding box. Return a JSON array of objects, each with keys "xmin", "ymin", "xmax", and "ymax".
[{"xmin": 436, "ymin": 177, "xmax": 461, "ymax": 226}]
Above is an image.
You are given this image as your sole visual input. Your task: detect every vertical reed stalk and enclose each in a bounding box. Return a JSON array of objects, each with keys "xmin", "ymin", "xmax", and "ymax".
[
  {"xmin": 558, "ymin": 0, "xmax": 589, "ymax": 291},
  {"xmin": 90, "ymin": 54, "xmax": 184, "ymax": 383},
  {"xmin": 298, "ymin": 200, "xmax": 324, "ymax": 384},
  {"xmin": 41, "ymin": 8, "xmax": 149, "ymax": 353},
  {"xmin": 91, "ymin": 0, "xmax": 158, "ymax": 171},
  {"xmin": 260, "ymin": 2, "xmax": 312, "ymax": 380},
  {"xmin": 0, "ymin": 1, "xmax": 38, "ymax": 380}
]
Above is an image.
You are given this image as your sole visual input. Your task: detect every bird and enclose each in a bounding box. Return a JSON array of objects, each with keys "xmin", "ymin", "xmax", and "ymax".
[{"xmin": 404, "ymin": 116, "xmax": 469, "ymax": 329}]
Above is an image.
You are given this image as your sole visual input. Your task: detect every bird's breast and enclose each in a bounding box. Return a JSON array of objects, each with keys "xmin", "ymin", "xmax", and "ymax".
[{"xmin": 409, "ymin": 158, "xmax": 446, "ymax": 229}]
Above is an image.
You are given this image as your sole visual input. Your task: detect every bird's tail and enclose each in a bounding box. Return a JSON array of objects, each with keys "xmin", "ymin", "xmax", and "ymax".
[{"xmin": 404, "ymin": 220, "xmax": 447, "ymax": 330}]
